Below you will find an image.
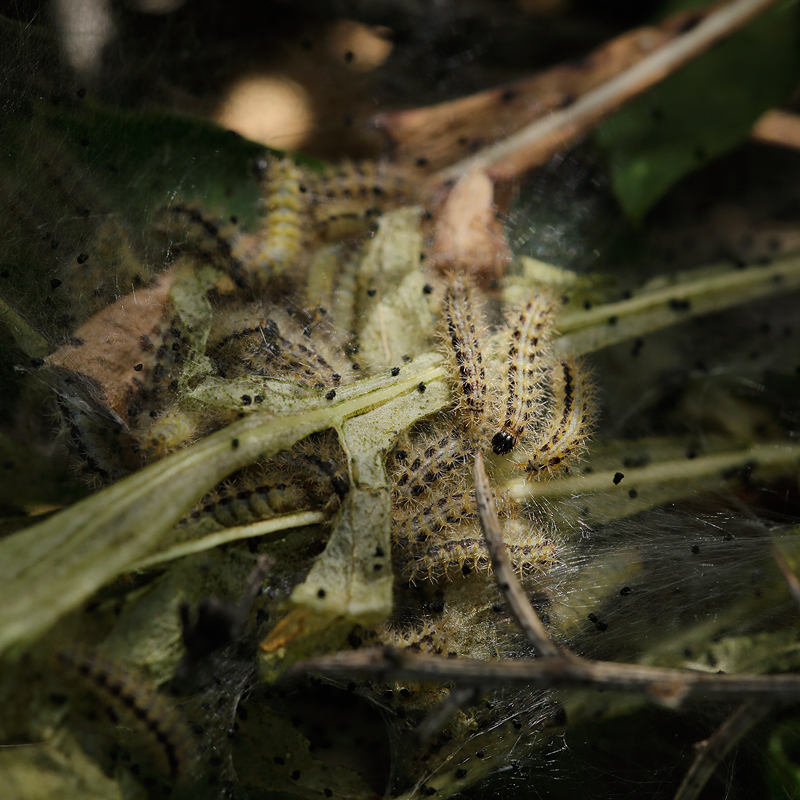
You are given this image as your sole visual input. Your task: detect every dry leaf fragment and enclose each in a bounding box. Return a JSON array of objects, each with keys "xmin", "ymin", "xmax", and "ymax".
[
  {"xmin": 429, "ymin": 168, "xmax": 512, "ymax": 284},
  {"xmin": 375, "ymin": 7, "xmax": 714, "ymax": 175},
  {"xmin": 46, "ymin": 268, "xmax": 179, "ymax": 422}
]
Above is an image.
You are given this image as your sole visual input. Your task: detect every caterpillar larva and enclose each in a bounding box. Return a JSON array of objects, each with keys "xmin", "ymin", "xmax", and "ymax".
[
  {"xmin": 329, "ymin": 245, "xmax": 361, "ymax": 342},
  {"xmin": 391, "ymin": 429, "xmax": 475, "ymax": 504},
  {"xmin": 304, "ymin": 160, "xmax": 414, "ymax": 241},
  {"xmin": 156, "ymin": 204, "xmax": 244, "ymax": 279},
  {"xmin": 57, "ymin": 394, "xmax": 139, "ymax": 484},
  {"xmin": 393, "ymin": 490, "xmax": 516, "ymax": 540},
  {"xmin": 522, "ymin": 357, "xmax": 595, "ymax": 477},
  {"xmin": 191, "ymin": 473, "xmax": 308, "ymax": 529},
  {"xmin": 184, "ymin": 431, "xmax": 347, "ymax": 527},
  {"xmin": 210, "ymin": 304, "xmax": 346, "ymax": 388},
  {"xmin": 58, "ymin": 649, "xmax": 193, "ymax": 779},
  {"xmin": 492, "ymin": 293, "xmax": 558, "ymax": 455},
  {"xmin": 139, "ymin": 406, "xmax": 204, "ymax": 462},
  {"xmin": 394, "ymin": 491, "xmax": 481, "ymax": 542},
  {"xmin": 398, "ymin": 520, "xmax": 556, "ymax": 583},
  {"xmin": 242, "ymin": 319, "xmax": 343, "ymax": 388},
  {"xmin": 303, "ymin": 243, "xmax": 342, "ymax": 311},
  {"xmin": 131, "ymin": 316, "xmax": 191, "ymax": 415},
  {"xmin": 442, "ymin": 273, "xmax": 491, "ymax": 435},
  {"xmin": 249, "ymin": 157, "xmax": 305, "ymax": 285}
]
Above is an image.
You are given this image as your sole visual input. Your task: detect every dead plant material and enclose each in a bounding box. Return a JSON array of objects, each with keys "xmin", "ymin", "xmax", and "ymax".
[
  {"xmin": 376, "ymin": 6, "xmax": 719, "ymax": 175},
  {"xmin": 46, "ymin": 268, "xmax": 178, "ymax": 421},
  {"xmin": 377, "ymin": 0, "xmax": 781, "ymax": 184},
  {"xmin": 428, "ymin": 168, "xmax": 512, "ymax": 285},
  {"xmin": 752, "ymin": 109, "xmax": 800, "ymax": 151}
]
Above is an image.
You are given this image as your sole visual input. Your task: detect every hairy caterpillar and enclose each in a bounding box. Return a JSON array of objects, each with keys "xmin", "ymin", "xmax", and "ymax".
[
  {"xmin": 57, "ymin": 649, "xmax": 193, "ymax": 779},
  {"xmin": 393, "ymin": 490, "xmax": 516, "ymax": 540},
  {"xmin": 522, "ymin": 357, "xmax": 596, "ymax": 477},
  {"xmin": 156, "ymin": 204, "xmax": 245, "ymax": 279},
  {"xmin": 397, "ymin": 519, "xmax": 556, "ymax": 583},
  {"xmin": 210, "ymin": 304, "xmax": 346, "ymax": 388},
  {"xmin": 249, "ymin": 157, "xmax": 306, "ymax": 285},
  {"xmin": 442, "ymin": 273, "xmax": 491, "ymax": 435},
  {"xmin": 390, "ymin": 429, "xmax": 475, "ymax": 504},
  {"xmin": 140, "ymin": 407, "xmax": 205, "ymax": 462},
  {"xmin": 184, "ymin": 431, "xmax": 347, "ymax": 528},
  {"xmin": 328, "ymin": 245, "xmax": 362, "ymax": 343},
  {"xmin": 492, "ymin": 293, "xmax": 558, "ymax": 455},
  {"xmin": 303, "ymin": 160, "xmax": 415, "ymax": 241}
]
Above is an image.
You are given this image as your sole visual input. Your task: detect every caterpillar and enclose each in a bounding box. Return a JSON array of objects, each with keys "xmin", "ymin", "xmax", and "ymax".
[
  {"xmin": 138, "ymin": 406, "xmax": 205, "ymax": 462},
  {"xmin": 155, "ymin": 204, "xmax": 244, "ymax": 279},
  {"xmin": 397, "ymin": 520, "xmax": 556, "ymax": 583},
  {"xmin": 56, "ymin": 393, "xmax": 140, "ymax": 484},
  {"xmin": 303, "ymin": 243, "xmax": 342, "ymax": 311},
  {"xmin": 248, "ymin": 157, "xmax": 306, "ymax": 286},
  {"xmin": 492, "ymin": 293, "xmax": 558, "ymax": 455},
  {"xmin": 210, "ymin": 304, "xmax": 346, "ymax": 388},
  {"xmin": 328, "ymin": 245, "xmax": 362, "ymax": 344},
  {"xmin": 442, "ymin": 273, "xmax": 490, "ymax": 435},
  {"xmin": 303, "ymin": 160, "xmax": 415, "ymax": 242},
  {"xmin": 190, "ymin": 474, "xmax": 307, "ymax": 529},
  {"xmin": 393, "ymin": 490, "xmax": 517, "ymax": 541},
  {"xmin": 390, "ymin": 429, "xmax": 475, "ymax": 504},
  {"xmin": 57, "ymin": 648, "xmax": 193, "ymax": 779},
  {"xmin": 183, "ymin": 431, "xmax": 347, "ymax": 528},
  {"xmin": 131, "ymin": 316, "xmax": 192, "ymax": 417},
  {"xmin": 522, "ymin": 357, "xmax": 595, "ymax": 478}
]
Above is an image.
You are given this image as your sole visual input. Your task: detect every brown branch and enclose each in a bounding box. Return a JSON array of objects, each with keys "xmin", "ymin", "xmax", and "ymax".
[
  {"xmin": 290, "ymin": 648, "xmax": 800, "ymax": 708},
  {"xmin": 434, "ymin": 0, "xmax": 782, "ymax": 182},
  {"xmin": 415, "ymin": 686, "xmax": 481, "ymax": 743},
  {"xmin": 473, "ymin": 451, "xmax": 561, "ymax": 659},
  {"xmin": 673, "ymin": 699, "xmax": 773, "ymax": 800},
  {"xmin": 376, "ymin": 6, "xmax": 719, "ymax": 175}
]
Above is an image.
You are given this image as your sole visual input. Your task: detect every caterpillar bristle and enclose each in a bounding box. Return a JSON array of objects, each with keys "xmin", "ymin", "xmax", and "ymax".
[
  {"xmin": 397, "ymin": 518, "xmax": 555, "ymax": 584},
  {"xmin": 442, "ymin": 273, "xmax": 491, "ymax": 436},
  {"xmin": 58, "ymin": 649, "xmax": 193, "ymax": 779},
  {"xmin": 492, "ymin": 293, "xmax": 559, "ymax": 455},
  {"xmin": 390, "ymin": 428, "xmax": 475, "ymax": 504},
  {"xmin": 210, "ymin": 304, "xmax": 346, "ymax": 387},
  {"xmin": 156, "ymin": 204, "xmax": 241, "ymax": 271},
  {"xmin": 248, "ymin": 157, "xmax": 306, "ymax": 286},
  {"xmin": 140, "ymin": 407, "xmax": 204, "ymax": 462},
  {"xmin": 305, "ymin": 160, "xmax": 414, "ymax": 241},
  {"xmin": 521, "ymin": 357, "xmax": 596, "ymax": 478},
  {"xmin": 185, "ymin": 431, "xmax": 347, "ymax": 528}
]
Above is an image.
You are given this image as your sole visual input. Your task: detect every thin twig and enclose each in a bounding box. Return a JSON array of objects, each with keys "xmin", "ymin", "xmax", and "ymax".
[
  {"xmin": 473, "ymin": 451, "xmax": 561, "ymax": 659},
  {"xmin": 673, "ymin": 699, "xmax": 773, "ymax": 800},
  {"xmin": 415, "ymin": 686, "xmax": 481, "ymax": 743},
  {"xmin": 437, "ymin": 0, "xmax": 782, "ymax": 182},
  {"xmin": 290, "ymin": 648, "xmax": 800, "ymax": 707}
]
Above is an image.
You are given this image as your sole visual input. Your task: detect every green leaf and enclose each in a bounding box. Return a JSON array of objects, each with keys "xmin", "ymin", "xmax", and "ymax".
[
  {"xmin": 594, "ymin": 0, "xmax": 800, "ymax": 222},
  {"xmin": 765, "ymin": 719, "xmax": 800, "ymax": 798}
]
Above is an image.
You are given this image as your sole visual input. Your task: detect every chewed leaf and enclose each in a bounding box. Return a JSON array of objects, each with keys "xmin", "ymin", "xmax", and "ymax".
[{"xmin": 594, "ymin": 1, "xmax": 800, "ymax": 221}]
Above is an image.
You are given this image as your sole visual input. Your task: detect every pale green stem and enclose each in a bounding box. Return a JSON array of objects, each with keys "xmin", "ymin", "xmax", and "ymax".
[{"xmin": 131, "ymin": 510, "xmax": 327, "ymax": 571}]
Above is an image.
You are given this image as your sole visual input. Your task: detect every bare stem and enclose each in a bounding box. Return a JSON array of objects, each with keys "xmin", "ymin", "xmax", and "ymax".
[
  {"xmin": 290, "ymin": 648, "xmax": 800, "ymax": 707},
  {"xmin": 473, "ymin": 452, "xmax": 561, "ymax": 659},
  {"xmin": 437, "ymin": 0, "xmax": 783, "ymax": 181},
  {"xmin": 673, "ymin": 699, "xmax": 772, "ymax": 800}
]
